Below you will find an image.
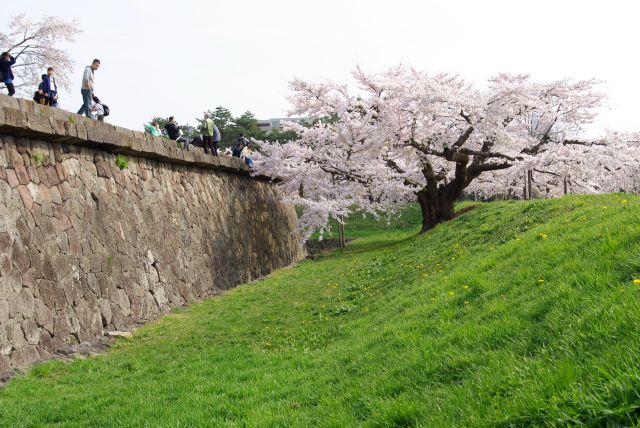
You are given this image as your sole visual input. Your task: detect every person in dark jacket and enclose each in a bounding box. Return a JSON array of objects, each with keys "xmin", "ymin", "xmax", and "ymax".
[
  {"xmin": 40, "ymin": 67, "xmax": 59, "ymax": 107},
  {"xmin": 232, "ymin": 141, "xmax": 244, "ymax": 157},
  {"xmin": 237, "ymin": 133, "xmax": 250, "ymax": 147},
  {"xmin": 164, "ymin": 116, "xmax": 190, "ymax": 150},
  {"xmin": 0, "ymin": 52, "xmax": 18, "ymax": 97}
]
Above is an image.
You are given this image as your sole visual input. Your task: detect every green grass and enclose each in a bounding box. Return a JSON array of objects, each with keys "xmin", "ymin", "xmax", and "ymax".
[
  {"xmin": 301, "ymin": 204, "xmax": 423, "ymax": 240},
  {"xmin": 2, "ymin": 194, "xmax": 640, "ymax": 426}
]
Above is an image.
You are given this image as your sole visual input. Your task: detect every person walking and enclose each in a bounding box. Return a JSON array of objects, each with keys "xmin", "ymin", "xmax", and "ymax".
[
  {"xmin": 77, "ymin": 59, "xmax": 100, "ymax": 118},
  {"xmin": 0, "ymin": 52, "xmax": 19, "ymax": 97},
  {"xmin": 201, "ymin": 113, "xmax": 217, "ymax": 155},
  {"xmin": 40, "ymin": 67, "xmax": 59, "ymax": 107}
]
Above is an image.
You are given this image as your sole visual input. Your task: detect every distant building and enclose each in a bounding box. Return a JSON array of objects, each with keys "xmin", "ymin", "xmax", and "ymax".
[{"xmin": 257, "ymin": 117, "xmax": 306, "ymax": 133}]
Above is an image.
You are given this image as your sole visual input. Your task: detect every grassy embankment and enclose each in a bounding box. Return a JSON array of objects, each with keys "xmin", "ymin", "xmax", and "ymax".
[{"xmin": 1, "ymin": 194, "xmax": 640, "ymax": 426}]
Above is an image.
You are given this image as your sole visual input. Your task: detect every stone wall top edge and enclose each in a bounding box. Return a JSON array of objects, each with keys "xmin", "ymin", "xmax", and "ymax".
[{"xmin": 0, "ymin": 94, "xmax": 276, "ymax": 182}]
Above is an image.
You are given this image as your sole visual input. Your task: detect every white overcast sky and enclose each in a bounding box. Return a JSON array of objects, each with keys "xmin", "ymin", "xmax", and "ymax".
[{"xmin": 4, "ymin": 0, "xmax": 639, "ymax": 136}]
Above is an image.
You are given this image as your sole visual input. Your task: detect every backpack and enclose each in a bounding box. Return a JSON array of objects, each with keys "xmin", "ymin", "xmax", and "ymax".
[
  {"xmin": 0, "ymin": 70, "xmax": 4, "ymax": 82},
  {"xmin": 102, "ymin": 104, "xmax": 110, "ymax": 117}
]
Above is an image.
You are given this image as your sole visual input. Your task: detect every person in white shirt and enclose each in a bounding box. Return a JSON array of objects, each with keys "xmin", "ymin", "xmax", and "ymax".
[{"xmin": 77, "ymin": 59, "xmax": 100, "ymax": 118}]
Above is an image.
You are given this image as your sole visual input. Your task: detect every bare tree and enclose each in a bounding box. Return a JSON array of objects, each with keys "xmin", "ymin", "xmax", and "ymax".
[{"xmin": 0, "ymin": 13, "xmax": 81, "ymax": 95}]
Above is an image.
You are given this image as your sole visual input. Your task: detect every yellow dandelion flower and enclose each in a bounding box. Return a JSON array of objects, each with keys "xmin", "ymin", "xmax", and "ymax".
[
  {"xmin": 632, "ymin": 279, "xmax": 640, "ymax": 285},
  {"xmin": 464, "ymin": 284, "xmax": 469, "ymax": 289},
  {"xmin": 448, "ymin": 291, "xmax": 455, "ymax": 296},
  {"xmin": 464, "ymin": 301, "xmax": 469, "ymax": 305},
  {"xmin": 537, "ymin": 279, "xmax": 545, "ymax": 283}
]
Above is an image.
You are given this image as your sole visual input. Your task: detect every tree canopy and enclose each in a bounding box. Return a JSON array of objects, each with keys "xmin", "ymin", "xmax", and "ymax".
[
  {"xmin": 254, "ymin": 66, "xmax": 640, "ymax": 239},
  {"xmin": 0, "ymin": 14, "xmax": 81, "ymax": 95}
]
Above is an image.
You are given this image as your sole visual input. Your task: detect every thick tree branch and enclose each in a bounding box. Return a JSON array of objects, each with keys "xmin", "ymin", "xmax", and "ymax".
[
  {"xmin": 532, "ymin": 168, "xmax": 561, "ymax": 177},
  {"xmin": 458, "ymin": 147, "xmax": 519, "ymax": 161},
  {"xmin": 452, "ymin": 126, "xmax": 474, "ymax": 148},
  {"xmin": 460, "ymin": 109, "xmax": 472, "ymax": 124},
  {"xmin": 562, "ymin": 139, "xmax": 606, "ymax": 147},
  {"xmin": 468, "ymin": 161, "xmax": 512, "ymax": 175}
]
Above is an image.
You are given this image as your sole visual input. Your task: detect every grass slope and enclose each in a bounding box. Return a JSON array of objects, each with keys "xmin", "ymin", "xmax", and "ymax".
[{"xmin": 2, "ymin": 195, "xmax": 640, "ymax": 427}]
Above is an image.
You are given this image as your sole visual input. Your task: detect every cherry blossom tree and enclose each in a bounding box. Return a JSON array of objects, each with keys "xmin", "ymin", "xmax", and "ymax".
[
  {"xmin": 467, "ymin": 130, "xmax": 640, "ymax": 199},
  {"xmin": 0, "ymin": 13, "xmax": 81, "ymax": 95},
  {"xmin": 254, "ymin": 66, "xmax": 636, "ymax": 238}
]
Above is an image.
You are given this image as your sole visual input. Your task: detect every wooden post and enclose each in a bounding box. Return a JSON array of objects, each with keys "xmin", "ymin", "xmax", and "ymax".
[
  {"xmin": 563, "ymin": 177, "xmax": 568, "ymax": 195},
  {"xmin": 338, "ymin": 215, "xmax": 345, "ymax": 252},
  {"xmin": 527, "ymin": 170, "xmax": 533, "ymax": 200}
]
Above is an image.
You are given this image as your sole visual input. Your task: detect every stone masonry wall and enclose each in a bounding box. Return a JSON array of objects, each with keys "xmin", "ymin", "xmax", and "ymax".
[{"xmin": 0, "ymin": 95, "xmax": 304, "ymax": 376}]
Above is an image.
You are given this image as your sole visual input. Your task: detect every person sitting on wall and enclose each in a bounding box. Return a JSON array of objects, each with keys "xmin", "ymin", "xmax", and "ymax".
[
  {"xmin": 144, "ymin": 121, "xmax": 162, "ymax": 137},
  {"xmin": 237, "ymin": 133, "xmax": 250, "ymax": 147},
  {"xmin": 91, "ymin": 96, "xmax": 107, "ymax": 121},
  {"xmin": 240, "ymin": 142, "xmax": 253, "ymax": 168},
  {"xmin": 165, "ymin": 116, "xmax": 190, "ymax": 150},
  {"xmin": 33, "ymin": 83, "xmax": 45, "ymax": 104},
  {"xmin": 232, "ymin": 141, "xmax": 244, "ymax": 158}
]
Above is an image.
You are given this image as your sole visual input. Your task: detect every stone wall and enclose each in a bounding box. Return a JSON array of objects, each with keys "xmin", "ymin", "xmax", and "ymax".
[{"xmin": 0, "ymin": 95, "xmax": 304, "ymax": 376}]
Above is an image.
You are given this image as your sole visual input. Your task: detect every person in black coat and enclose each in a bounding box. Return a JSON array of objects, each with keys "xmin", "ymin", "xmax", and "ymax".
[
  {"xmin": 40, "ymin": 68, "xmax": 59, "ymax": 107},
  {"xmin": 164, "ymin": 116, "xmax": 190, "ymax": 150},
  {"xmin": 0, "ymin": 52, "xmax": 18, "ymax": 96}
]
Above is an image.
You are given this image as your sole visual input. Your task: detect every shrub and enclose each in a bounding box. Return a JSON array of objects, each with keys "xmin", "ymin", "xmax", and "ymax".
[
  {"xmin": 115, "ymin": 154, "xmax": 128, "ymax": 170},
  {"xmin": 32, "ymin": 152, "xmax": 45, "ymax": 167}
]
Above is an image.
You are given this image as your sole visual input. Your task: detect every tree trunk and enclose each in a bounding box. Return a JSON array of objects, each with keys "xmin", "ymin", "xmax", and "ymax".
[
  {"xmin": 338, "ymin": 215, "xmax": 345, "ymax": 252},
  {"xmin": 417, "ymin": 188, "xmax": 455, "ymax": 233}
]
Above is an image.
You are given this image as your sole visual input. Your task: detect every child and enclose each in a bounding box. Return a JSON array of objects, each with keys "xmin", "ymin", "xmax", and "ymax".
[{"xmin": 91, "ymin": 96, "xmax": 106, "ymax": 121}]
